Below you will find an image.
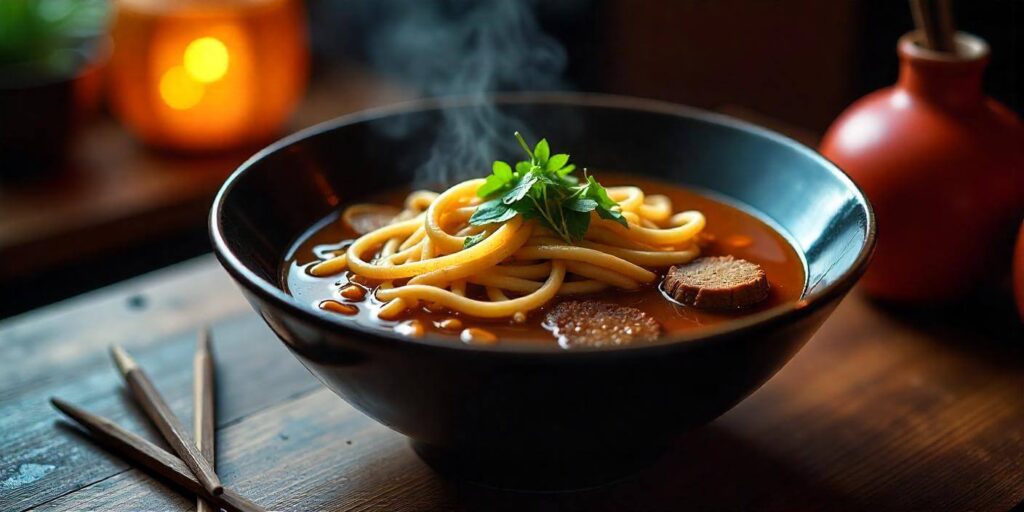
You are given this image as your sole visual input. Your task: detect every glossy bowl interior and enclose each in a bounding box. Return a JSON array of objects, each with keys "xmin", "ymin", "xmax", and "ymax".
[{"xmin": 211, "ymin": 93, "xmax": 874, "ymax": 488}]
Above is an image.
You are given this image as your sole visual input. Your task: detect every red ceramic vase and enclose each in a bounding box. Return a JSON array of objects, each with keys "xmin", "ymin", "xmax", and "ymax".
[{"xmin": 821, "ymin": 32, "xmax": 1024, "ymax": 302}]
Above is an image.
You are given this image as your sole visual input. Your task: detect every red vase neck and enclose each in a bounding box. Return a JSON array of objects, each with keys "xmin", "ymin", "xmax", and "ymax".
[{"xmin": 896, "ymin": 31, "xmax": 989, "ymax": 111}]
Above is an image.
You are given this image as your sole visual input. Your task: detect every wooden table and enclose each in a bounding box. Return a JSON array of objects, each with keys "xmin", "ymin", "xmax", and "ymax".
[{"xmin": 2, "ymin": 256, "xmax": 1022, "ymax": 511}]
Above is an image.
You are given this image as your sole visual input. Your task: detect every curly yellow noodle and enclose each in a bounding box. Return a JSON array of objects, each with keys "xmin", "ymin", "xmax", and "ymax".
[
  {"xmin": 514, "ymin": 243, "xmax": 656, "ymax": 283},
  {"xmin": 563, "ymin": 261, "xmax": 641, "ymax": 290},
  {"xmin": 493, "ymin": 263, "xmax": 551, "ymax": 279},
  {"xmin": 573, "ymin": 239, "xmax": 701, "ymax": 267},
  {"xmin": 469, "ymin": 274, "xmax": 545, "ymax": 293},
  {"xmin": 321, "ymin": 177, "xmax": 705, "ymax": 321},
  {"xmin": 608, "ymin": 186, "xmax": 644, "ymax": 211},
  {"xmin": 385, "ymin": 242, "xmax": 424, "ymax": 265},
  {"xmin": 405, "ymin": 190, "xmax": 439, "ymax": 211},
  {"xmin": 408, "ymin": 223, "xmax": 533, "ymax": 286},
  {"xmin": 346, "ymin": 215, "xmax": 525, "ymax": 280},
  {"xmin": 596, "ymin": 210, "xmax": 705, "ymax": 246},
  {"xmin": 585, "ymin": 225, "xmax": 657, "ymax": 250},
  {"xmin": 486, "ymin": 287, "xmax": 509, "ymax": 301},
  {"xmin": 638, "ymin": 194, "xmax": 672, "ymax": 223},
  {"xmin": 376, "ymin": 262, "xmax": 566, "ymax": 318},
  {"xmin": 399, "ymin": 226, "xmax": 426, "ymax": 250},
  {"xmin": 426, "ymin": 178, "xmax": 485, "ymax": 254},
  {"xmin": 309, "ymin": 253, "xmax": 347, "ymax": 277}
]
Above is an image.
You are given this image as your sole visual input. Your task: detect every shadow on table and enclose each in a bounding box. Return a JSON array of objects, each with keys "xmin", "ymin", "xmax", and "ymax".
[
  {"xmin": 439, "ymin": 425, "xmax": 852, "ymax": 512},
  {"xmin": 867, "ymin": 287, "xmax": 1024, "ymax": 368}
]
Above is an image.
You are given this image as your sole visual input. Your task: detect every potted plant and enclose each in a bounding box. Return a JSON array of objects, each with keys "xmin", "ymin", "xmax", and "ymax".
[{"xmin": 0, "ymin": 0, "xmax": 109, "ymax": 182}]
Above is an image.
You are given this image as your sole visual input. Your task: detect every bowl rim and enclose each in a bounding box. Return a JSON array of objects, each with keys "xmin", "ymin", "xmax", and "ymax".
[{"xmin": 210, "ymin": 92, "xmax": 876, "ymax": 357}]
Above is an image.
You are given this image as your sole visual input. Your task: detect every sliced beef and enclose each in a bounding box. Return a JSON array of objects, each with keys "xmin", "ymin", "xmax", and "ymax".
[
  {"xmin": 663, "ymin": 255, "xmax": 769, "ymax": 309},
  {"xmin": 543, "ymin": 300, "xmax": 661, "ymax": 348},
  {"xmin": 344, "ymin": 205, "xmax": 401, "ymax": 235}
]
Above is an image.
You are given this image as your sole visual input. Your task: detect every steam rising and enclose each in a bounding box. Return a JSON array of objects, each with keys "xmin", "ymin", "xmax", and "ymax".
[{"xmin": 365, "ymin": 0, "xmax": 568, "ymax": 184}]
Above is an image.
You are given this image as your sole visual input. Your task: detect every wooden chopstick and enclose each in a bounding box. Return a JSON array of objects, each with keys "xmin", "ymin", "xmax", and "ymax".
[
  {"xmin": 110, "ymin": 345, "xmax": 224, "ymax": 496},
  {"xmin": 934, "ymin": 0, "xmax": 956, "ymax": 52},
  {"xmin": 50, "ymin": 398, "xmax": 265, "ymax": 512},
  {"xmin": 910, "ymin": 0, "xmax": 955, "ymax": 52},
  {"xmin": 910, "ymin": 0, "xmax": 938, "ymax": 50},
  {"xmin": 194, "ymin": 328, "xmax": 216, "ymax": 512}
]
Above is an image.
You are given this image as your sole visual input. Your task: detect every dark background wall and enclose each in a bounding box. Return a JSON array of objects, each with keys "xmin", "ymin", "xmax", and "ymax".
[
  {"xmin": 309, "ymin": 0, "xmax": 1022, "ymax": 131},
  {"xmin": 3, "ymin": 0, "xmax": 1020, "ymax": 317}
]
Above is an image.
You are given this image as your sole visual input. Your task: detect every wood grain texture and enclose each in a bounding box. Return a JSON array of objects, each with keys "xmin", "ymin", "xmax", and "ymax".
[
  {"xmin": 37, "ymin": 388, "xmax": 451, "ymax": 512},
  {"xmin": 3, "ymin": 256, "xmax": 1023, "ymax": 511},
  {"xmin": 0, "ymin": 274, "xmax": 318, "ymax": 511},
  {"xmin": 0, "ymin": 257, "xmax": 248, "ymax": 395},
  {"xmin": 50, "ymin": 399, "xmax": 262, "ymax": 512}
]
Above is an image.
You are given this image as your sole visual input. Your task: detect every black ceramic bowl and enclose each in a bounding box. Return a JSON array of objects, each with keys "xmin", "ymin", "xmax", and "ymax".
[{"xmin": 211, "ymin": 93, "xmax": 874, "ymax": 489}]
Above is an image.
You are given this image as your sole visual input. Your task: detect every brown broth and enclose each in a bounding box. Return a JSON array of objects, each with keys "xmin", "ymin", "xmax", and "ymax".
[{"xmin": 282, "ymin": 173, "xmax": 806, "ymax": 348}]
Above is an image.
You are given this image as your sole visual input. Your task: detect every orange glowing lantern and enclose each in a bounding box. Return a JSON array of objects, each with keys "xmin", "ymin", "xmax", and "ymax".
[{"xmin": 108, "ymin": 0, "xmax": 308, "ymax": 151}]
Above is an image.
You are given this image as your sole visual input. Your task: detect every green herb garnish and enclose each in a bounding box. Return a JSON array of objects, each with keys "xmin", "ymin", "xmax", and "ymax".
[{"xmin": 465, "ymin": 132, "xmax": 627, "ymax": 248}]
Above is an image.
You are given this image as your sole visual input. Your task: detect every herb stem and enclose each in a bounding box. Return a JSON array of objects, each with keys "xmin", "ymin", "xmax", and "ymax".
[
  {"xmin": 530, "ymin": 195, "xmax": 564, "ymax": 240},
  {"xmin": 513, "ymin": 132, "xmax": 534, "ymax": 160}
]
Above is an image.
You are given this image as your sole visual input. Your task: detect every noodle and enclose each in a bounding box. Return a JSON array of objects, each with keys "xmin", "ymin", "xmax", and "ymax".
[{"xmin": 317, "ymin": 179, "xmax": 706, "ymax": 320}]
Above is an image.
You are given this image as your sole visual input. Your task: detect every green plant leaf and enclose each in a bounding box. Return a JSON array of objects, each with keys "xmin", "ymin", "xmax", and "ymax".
[
  {"xmin": 477, "ymin": 160, "xmax": 514, "ymax": 198},
  {"xmin": 492, "ymin": 160, "xmax": 513, "ymax": 180},
  {"xmin": 465, "ymin": 132, "xmax": 627, "ymax": 244},
  {"xmin": 555, "ymin": 164, "xmax": 576, "ymax": 177},
  {"xmin": 584, "ymin": 175, "xmax": 618, "ymax": 208},
  {"xmin": 564, "ymin": 210, "xmax": 591, "ymax": 242},
  {"xmin": 564, "ymin": 198, "xmax": 598, "ymax": 213},
  {"xmin": 477, "ymin": 175, "xmax": 506, "ymax": 198},
  {"xmin": 509, "ymin": 199, "xmax": 540, "ymax": 220},
  {"xmin": 547, "ymin": 153, "xmax": 569, "ymax": 171},
  {"xmin": 469, "ymin": 199, "xmax": 517, "ymax": 225},
  {"xmin": 559, "ymin": 173, "xmax": 579, "ymax": 186},
  {"xmin": 502, "ymin": 173, "xmax": 538, "ymax": 205},
  {"xmin": 533, "ymin": 139, "xmax": 550, "ymax": 164},
  {"xmin": 463, "ymin": 232, "xmax": 487, "ymax": 249},
  {"xmin": 596, "ymin": 205, "xmax": 628, "ymax": 227}
]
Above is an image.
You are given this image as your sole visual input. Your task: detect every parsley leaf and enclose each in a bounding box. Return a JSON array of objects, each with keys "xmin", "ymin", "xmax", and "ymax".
[
  {"xmin": 564, "ymin": 209, "xmax": 591, "ymax": 242},
  {"xmin": 463, "ymin": 232, "xmax": 487, "ymax": 249},
  {"xmin": 468, "ymin": 198, "xmax": 518, "ymax": 225},
  {"xmin": 564, "ymin": 198, "xmax": 598, "ymax": 212},
  {"xmin": 547, "ymin": 153, "xmax": 570, "ymax": 172},
  {"xmin": 582, "ymin": 174, "xmax": 628, "ymax": 227},
  {"xmin": 502, "ymin": 172, "xmax": 538, "ymax": 205},
  {"xmin": 469, "ymin": 132, "xmax": 627, "ymax": 243},
  {"xmin": 533, "ymin": 139, "xmax": 550, "ymax": 164}
]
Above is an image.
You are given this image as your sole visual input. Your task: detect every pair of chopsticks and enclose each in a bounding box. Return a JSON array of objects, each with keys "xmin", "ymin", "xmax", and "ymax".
[{"xmin": 51, "ymin": 330, "xmax": 265, "ymax": 512}]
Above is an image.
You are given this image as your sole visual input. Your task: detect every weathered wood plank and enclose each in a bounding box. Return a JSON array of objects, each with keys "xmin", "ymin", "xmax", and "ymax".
[
  {"xmin": 0, "ymin": 256, "xmax": 249, "ymax": 395},
  {"xmin": 0, "ymin": 313, "xmax": 318, "ymax": 511},
  {"xmin": 25, "ymin": 294, "xmax": 1024, "ymax": 511},
  {"xmin": 36, "ymin": 388, "xmax": 454, "ymax": 512},
  {"xmin": 4, "ymin": 257, "xmax": 1023, "ymax": 510}
]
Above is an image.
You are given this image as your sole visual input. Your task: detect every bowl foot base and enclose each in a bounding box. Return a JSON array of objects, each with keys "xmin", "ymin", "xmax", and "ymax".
[{"xmin": 412, "ymin": 440, "xmax": 665, "ymax": 492}]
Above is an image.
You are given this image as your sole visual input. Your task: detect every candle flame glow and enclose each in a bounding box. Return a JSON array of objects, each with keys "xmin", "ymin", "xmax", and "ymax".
[
  {"xmin": 159, "ymin": 36, "xmax": 230, "ymax": 110},
  {"xmin": 110, "ymin": 0, "xmax": 307, "ymax": 150},
  {"xmin": 159, "ymin": 65, "xmax": 204, "ymax": 110},
  {"xmin": 183, "ymin": 37, "xmax": 230, "ymax": 83}
]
